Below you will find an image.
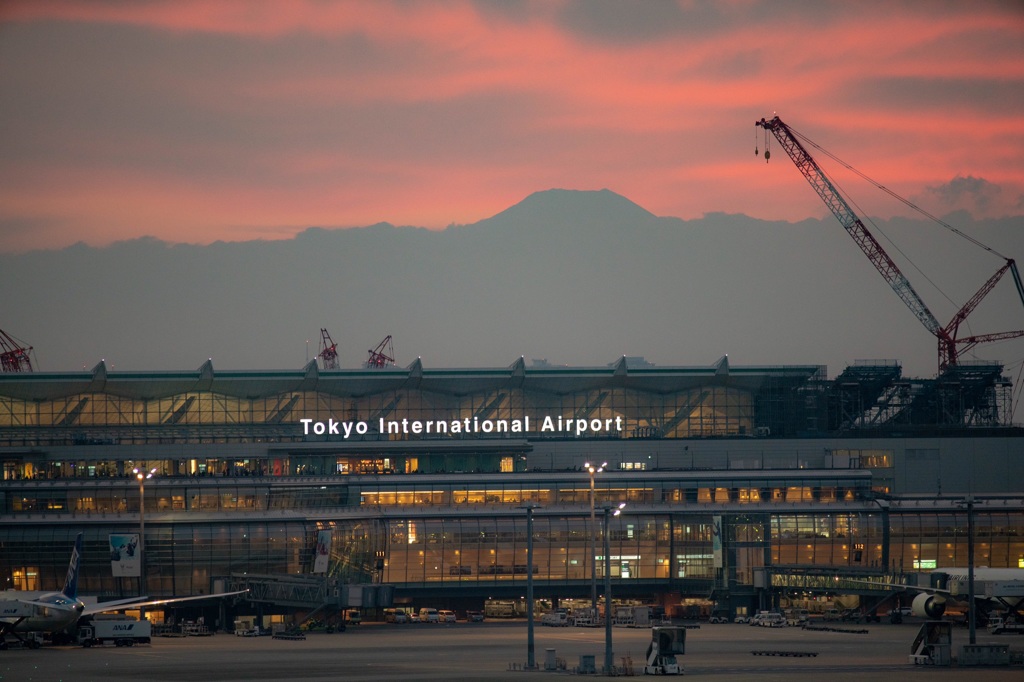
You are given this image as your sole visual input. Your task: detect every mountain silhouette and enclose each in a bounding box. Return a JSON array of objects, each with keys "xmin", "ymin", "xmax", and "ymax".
[{"xmin": 1, "ymin": 189, "xmax": 1022, "ymax": 380}]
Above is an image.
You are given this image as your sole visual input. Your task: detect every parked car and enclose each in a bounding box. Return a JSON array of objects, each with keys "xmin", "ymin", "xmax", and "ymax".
[
  {"xmin": 419, "ymin": 608, "xmax": 440, "ymax": 623},
  {"xmin": 384, "ymin": 608, "xmax": 408, "ymax": 624},
  {"xmin": 466, "ymin": 610, "xmax": 485, "ymax": 622},
  {"xmin": 438, "ymin": 610, "xmax": 457, "ymax": 623}
]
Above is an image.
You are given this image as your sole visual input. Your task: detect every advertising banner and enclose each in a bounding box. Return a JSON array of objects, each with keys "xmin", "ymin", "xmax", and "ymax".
[
  {"xmin": 712, "ymin": 516, "xmax": 723, "ymax": 569},
  {"xmin": 110, "ymin": 533, "xmax": 141, "ymax": 577},
  {"xmin": 313, "ymin": 529, "xmax": 332, "ymax": 574}
]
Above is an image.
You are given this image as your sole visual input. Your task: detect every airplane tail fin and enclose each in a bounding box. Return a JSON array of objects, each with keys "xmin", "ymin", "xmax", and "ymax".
[{"xmin": 61, "ymin": 533, "xmax": 83, "ymax": 599}]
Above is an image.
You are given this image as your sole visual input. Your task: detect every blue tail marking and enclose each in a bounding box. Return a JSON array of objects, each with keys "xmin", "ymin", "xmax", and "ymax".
[{"xmin": 61, "ymin": 534, "xmax": 83, "ymax": 599}]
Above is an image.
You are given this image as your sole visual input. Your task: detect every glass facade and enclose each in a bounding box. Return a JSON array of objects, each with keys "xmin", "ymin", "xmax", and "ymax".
[{"xmin": 0, "ymin": 363, "xmax": 1021, "ymax": 615}]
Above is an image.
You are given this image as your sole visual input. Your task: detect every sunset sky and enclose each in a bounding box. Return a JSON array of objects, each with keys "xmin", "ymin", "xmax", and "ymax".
[{"xmin": 1, "ymin": 0, "xmax": 1022, "ymax": 253}]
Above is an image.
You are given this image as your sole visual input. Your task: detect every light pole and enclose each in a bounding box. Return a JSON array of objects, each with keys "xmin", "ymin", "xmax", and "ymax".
[
  {"xmin": 134, "ymin": 466, "xmax": 156, "ymax": 596},
  {"xmin": 957, "ymin": 495, "xmax": 976, "ymax": 644},
  {"xmin": 602, "ymin": 502, "xmax": 625, "ymax": 675},
  {"xmin": 520, "ymin": 503, "xmax": 541, "ymax": 670},
  {"xmin": 585, "ymin": 461, "xmax": 606, "ymax": 617}
]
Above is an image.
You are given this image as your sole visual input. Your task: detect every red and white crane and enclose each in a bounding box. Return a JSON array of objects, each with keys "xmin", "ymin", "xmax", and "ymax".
[
  {"xmin": 365, "ymin": 335, "xmax": 395, "ymax": 369},
  {"xmin": 0, "ymin": 328, "xmax": 34, "ymax": 372},
  {"xmin": 318, "ymin": 328, "xmax": 340, "ymax": 370},
  {"xmin": 755, "ymin": 115, "xmax": 1024, "ymax": 371}
]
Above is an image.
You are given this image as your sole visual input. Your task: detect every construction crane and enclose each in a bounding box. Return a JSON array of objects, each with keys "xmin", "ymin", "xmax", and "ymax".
[
  {"xmin": 318, "ymin": 328, "xmax": 340, "ymax": 370},
  {"xmin": 755, "ymin": 115, "xmax": 1024, "ymax": 371},
  {"xmin": 1, "ymin": 328, "xmax": 34, "ymax": 372},
  {"xmin": 365, "ymin": 335, "xmax": 395, "ymax": 369}
]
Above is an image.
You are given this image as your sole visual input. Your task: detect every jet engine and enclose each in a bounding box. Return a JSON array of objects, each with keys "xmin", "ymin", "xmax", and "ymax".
[{"xmin": 912, "ymin": 592, "xmax": 946, "ymax": 619}]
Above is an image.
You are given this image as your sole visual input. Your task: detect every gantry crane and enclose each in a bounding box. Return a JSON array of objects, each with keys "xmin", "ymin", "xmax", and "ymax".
[
  {"xmin": 318, "ymin": 328, "xmax": 340, "ymax": 370},
  {"xmin": 755, "ymin": 115, "xmax": 1024, "ymax": 370},
  {"xmin": 0, "ymin": 328, "xmax": 34, "ymax": 372},
  {"xmin": 365, "ymin": 335, "xmax": 395, "ymax": 368}
]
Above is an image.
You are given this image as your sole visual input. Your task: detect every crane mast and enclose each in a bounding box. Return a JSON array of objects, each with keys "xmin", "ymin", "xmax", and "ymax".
[{"xmin": 756, "ymin": 115, "xmax": 1024, "ymax": 370}]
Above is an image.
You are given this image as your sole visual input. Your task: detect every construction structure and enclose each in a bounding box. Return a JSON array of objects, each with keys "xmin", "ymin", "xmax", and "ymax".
[
  {"xmin": 365, "ymin": 335, "xmax": 395, "ymax": 368},
  {"xmin": 0, "ymin": 328, "xmax": 33, "ymax": 373},
  {"xmin": 318, "ymin": 329, "xmax": 339, "ymax": 370},
  {"xmin": 755, "ymin": 115, "xmax": 1024, "ymax": 372}
]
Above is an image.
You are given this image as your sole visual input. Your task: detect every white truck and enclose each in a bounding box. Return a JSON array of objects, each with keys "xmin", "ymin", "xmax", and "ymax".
[
  {"xmin": 78, "ymin": 616, "xmax": 152, "ymax": 647},
  {"xmin": 541, "ymin": 610, "xmax": 569, "ymax": 626},
  {"xmin": 987, "ymin": 616, "xmax": 1024, "ymax": 635}
]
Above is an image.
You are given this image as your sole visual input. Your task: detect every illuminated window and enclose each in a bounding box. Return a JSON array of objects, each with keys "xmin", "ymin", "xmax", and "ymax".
[{"xmin": 12, "ymin": 567, "xmax": 39, "ymax": 591}]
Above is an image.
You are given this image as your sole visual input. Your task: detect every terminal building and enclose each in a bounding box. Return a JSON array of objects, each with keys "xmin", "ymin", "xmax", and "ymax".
[{"xmin": 1, "ymin": 355, "xmax": 1021, "ymax": 624}]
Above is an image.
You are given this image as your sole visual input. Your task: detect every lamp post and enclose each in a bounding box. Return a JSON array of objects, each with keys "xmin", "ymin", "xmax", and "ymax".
[
  {"xmin": 520, "ymin": 503, "xmax": 541, "ymax": 670},
  {"xmin": 958, "ymin": 495, "xmax": 976, "ymax": 645},
  {"xmin": 134, "ymin": 466, "xmax": 156, "ymax": 596},
  {"xmin": 585, "ymin": 461, "xmax": 606, "ymax": 617},
  {"xmin": 602, "ymin": 502, "xmax": 625, "ymax": 675}
]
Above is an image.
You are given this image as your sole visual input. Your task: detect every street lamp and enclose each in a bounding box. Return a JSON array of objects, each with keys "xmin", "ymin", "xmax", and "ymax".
[
  {"xmin": 520, "ymin": 503, "xmax": 541, "ymax": 670},
  {"xmin": 134, "ymin": 466, "xmax": 156, "ymax": 596},
  {"xmin": 585, "ymin": 461, "xmax": 606, "ymax": 617},
  {"xmin": 602, "ymin": 502, "xmax": 625, "ymax": 675}
]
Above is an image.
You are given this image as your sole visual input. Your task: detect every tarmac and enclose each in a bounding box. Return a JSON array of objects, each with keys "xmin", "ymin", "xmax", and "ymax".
[{"xmin": 2, "ymin": 619, "xmax": 1022, "ymax": 682}]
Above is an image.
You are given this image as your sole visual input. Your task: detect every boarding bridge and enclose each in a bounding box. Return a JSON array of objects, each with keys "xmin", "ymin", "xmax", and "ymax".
[
  {"xmin": 768, "ymin": 567, "xmax": 908, "ymax": 620},
  {"xmin": 227, "ymin": 574, "xmax": 394, "ymax": 611},
  {"xmin": 769, "ymin": 567, "xmax": 905, "ymax": 595}
]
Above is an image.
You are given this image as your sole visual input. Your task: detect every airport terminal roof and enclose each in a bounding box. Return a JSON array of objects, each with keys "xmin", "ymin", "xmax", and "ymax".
[{"xmin": 0, "ymin": 355, "xmax": 826, "ymax": 401}]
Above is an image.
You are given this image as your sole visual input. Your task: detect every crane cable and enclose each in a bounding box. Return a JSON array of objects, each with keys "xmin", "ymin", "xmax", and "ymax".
[
  {"xmin": 779, "ymin": 126, "xmax": 964, "ymax": 313},
  {"xmin": 787, "ymin": 125, "xmax": 1010, "ymax": 261}
]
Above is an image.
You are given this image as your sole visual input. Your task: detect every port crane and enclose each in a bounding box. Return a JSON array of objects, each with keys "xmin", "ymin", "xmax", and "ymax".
[
  {"xmin": 318, "ymin": 328, "xmax": 340, "ymax": 370},
  {"xmin": 755, "ymin": 115, "xmax": 1024, "ymax": 371},
  {"xmin": 0, "ymin": 328, "xmax": 34, "ymax": 372},
  {"xmin": 365, "ymin": 335, "xmax": 395, "ymax": 369}
]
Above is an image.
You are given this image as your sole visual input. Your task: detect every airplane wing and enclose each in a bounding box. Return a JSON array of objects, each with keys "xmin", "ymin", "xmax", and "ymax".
[{"xmin": 83, "ymin": 590, "xmax": 248, "ymax": 616}]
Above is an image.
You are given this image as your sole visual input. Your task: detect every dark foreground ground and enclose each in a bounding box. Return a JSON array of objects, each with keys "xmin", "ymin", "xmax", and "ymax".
[{"xmin": 2, "ymin": 620, "xmax": 1022, "ymax": 682}]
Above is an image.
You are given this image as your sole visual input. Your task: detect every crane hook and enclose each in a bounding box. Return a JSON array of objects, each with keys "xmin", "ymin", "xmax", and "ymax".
[{"xmin": 765, "ymin": 149, "xmax": 770, "ymax": 162}]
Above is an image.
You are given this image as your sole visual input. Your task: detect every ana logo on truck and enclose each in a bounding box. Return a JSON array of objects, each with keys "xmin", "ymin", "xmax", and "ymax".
[{"xmin": 113, "ymin": 624, "xmax": 136, "ymax": 631}]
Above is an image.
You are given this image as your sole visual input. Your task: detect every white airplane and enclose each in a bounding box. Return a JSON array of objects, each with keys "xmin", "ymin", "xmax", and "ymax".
[
  {"xmin": 907, "ymin": 567, "xmax": 1024, "ymax": 619},
  {"xmin": 0, "ymin": 534, "xmax": 246, "ymax": 648}
]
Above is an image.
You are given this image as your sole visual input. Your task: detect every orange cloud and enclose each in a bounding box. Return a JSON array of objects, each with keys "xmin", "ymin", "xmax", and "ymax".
[{"xmin": 0, "ymin": 0, "xmax": 1021, "ymax": 251}]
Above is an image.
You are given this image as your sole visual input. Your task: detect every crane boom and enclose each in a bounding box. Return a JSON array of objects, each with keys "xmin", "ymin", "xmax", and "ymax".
[
  {"xmin": 755, "ymin": 115, "xmax": 1024, "ymax": 370},
  {"xmin": 756, "ymin": 116, "xmax": 941, "ymax": 336}
]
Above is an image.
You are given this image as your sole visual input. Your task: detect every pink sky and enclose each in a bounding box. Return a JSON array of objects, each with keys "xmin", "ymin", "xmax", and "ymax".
[{"xmin": 0, "ymin": 0, "xmax": 1022, "ymax": 252}]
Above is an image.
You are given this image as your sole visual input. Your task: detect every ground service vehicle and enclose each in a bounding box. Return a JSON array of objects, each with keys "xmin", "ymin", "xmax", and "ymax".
[
  {"xmin": 988, "ymin": 617, "xmax": 1024, "ymax": 635},
  {"xmin": 644, "ymin": 626, "xmax": 686, "ymax": 675},
  {"xmin": 78, "ymin": 617, "xmax": 151, "ymax": 647},
  {"xmin": 418, "ymin": 608, "xmax": 439, "ymax": 623},
  {"xmin": 785, "ymin": 609, "xmax": 809, "ymax": 626},
  {"xmin": 438, "ymin": 610, "xmax": 456, "ymax": 623},
  {"xmin": 541, "ymin": 611, "xmax": 569, "ymax": 626},
  {"xmin": 760, "ymin": 612, "xmax": 786, "ymax": 628}
]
